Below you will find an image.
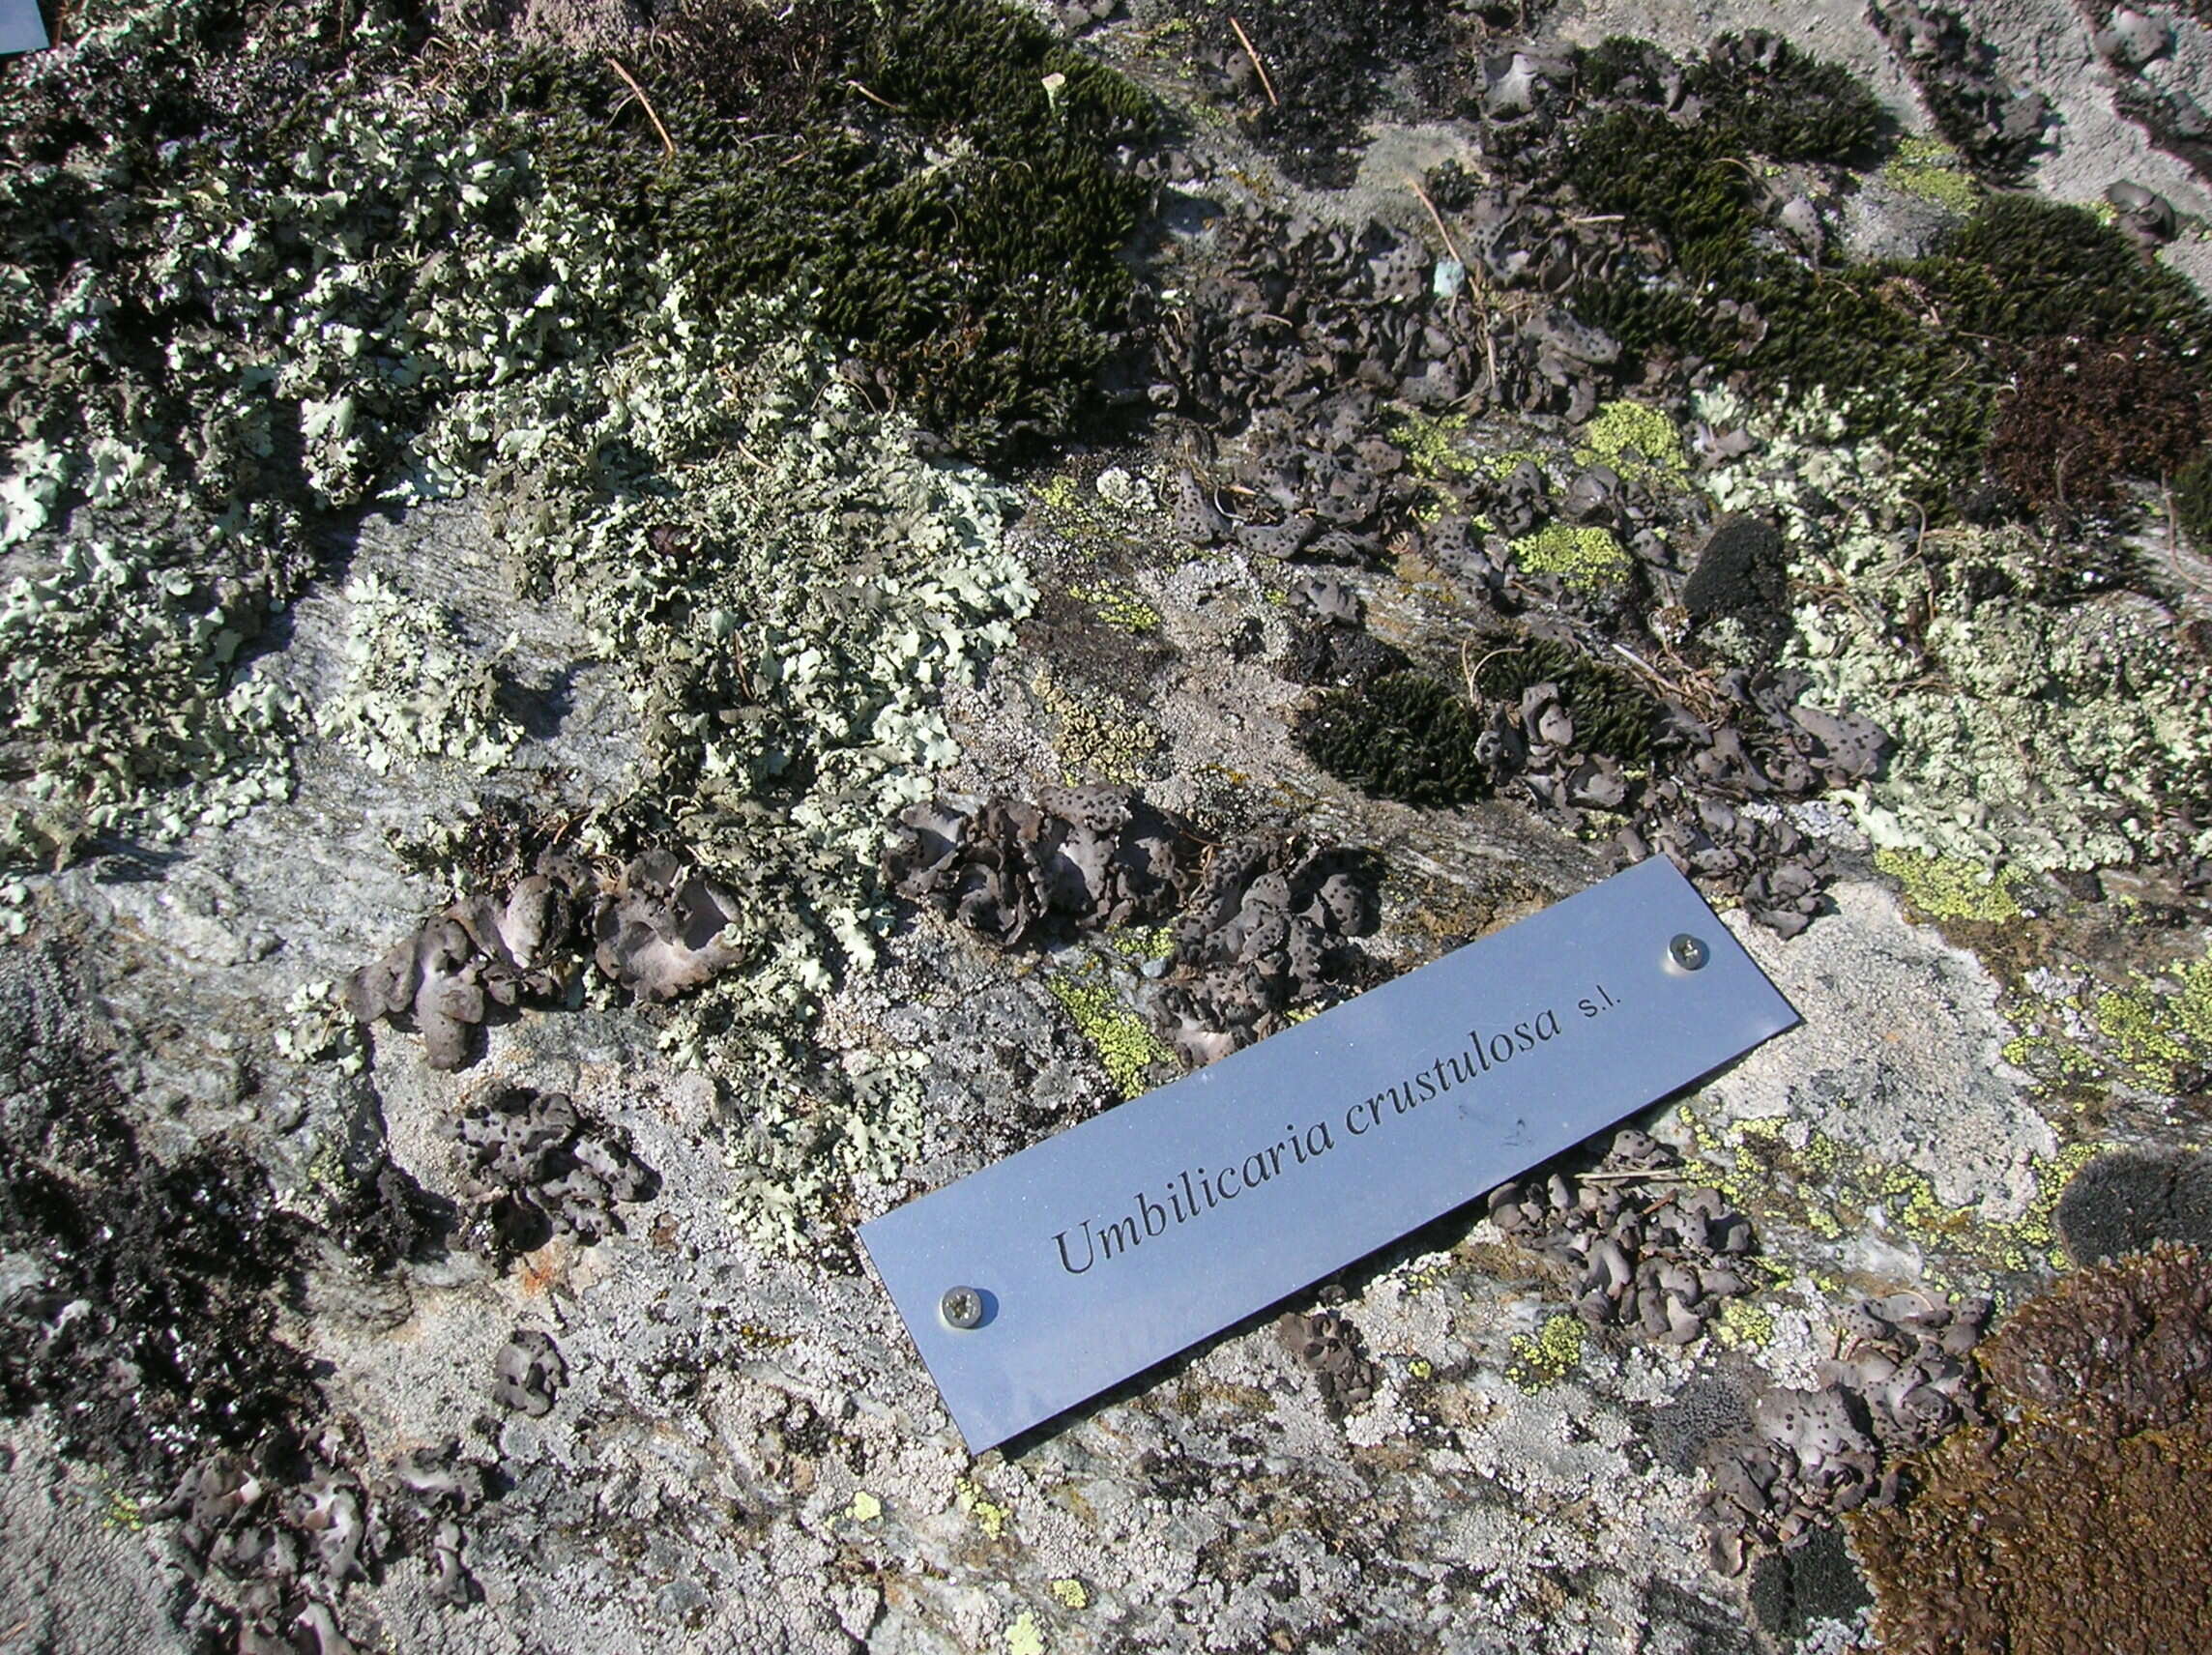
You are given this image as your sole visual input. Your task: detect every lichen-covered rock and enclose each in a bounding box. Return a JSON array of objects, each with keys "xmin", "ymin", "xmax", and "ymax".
[
  {"xmin": 1487, "ymin": 1130, "xmax": 1759, "ymax": 1349},
  {"xmin": 884, "ymin": 786, "xmax": 1196, "ymax": 946},
  {"xmin": 591, "ymin": 851, "xmax": 746, "ymax": 1003},
  {"xmin": 1147, "ymin": 834, "xmax": 1382, "ymax": 1064},
  {"xmin": 492, "ymin": 1329, "xmax": 567, "ymax": 1418},
  {"xmin": 1868, "ymin": 0, "xmax": 2052, "ymax": 180},
  {"xmin": 345, "ymin": 850, "xmax": 595, "ymax": 1070},
  {"xmin": 1706, "ymin": 1290, "xmax": 1985, "ymax": 1568},
  {"xmin": 452, "ymin": 1086, "xmax": 657, "ymax": 1252}
]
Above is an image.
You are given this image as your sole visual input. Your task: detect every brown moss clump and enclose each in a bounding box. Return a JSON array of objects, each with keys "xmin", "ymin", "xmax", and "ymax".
[
  {"xmin": 1986, "ymin": 335, "xmax": 2207, "ymax": 513},
  {"xmin": 1848, "ymin": 1244, "xmax": 2212, "ymax": 1655}
]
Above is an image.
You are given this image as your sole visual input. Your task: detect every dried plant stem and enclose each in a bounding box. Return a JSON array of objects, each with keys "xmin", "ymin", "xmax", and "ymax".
[
  {"xmin": 606, "ymin": 56, "xmax": 676, "ymax": 158},
  {"xmin": 1410, "ymin": 175, "xmax": 1498, "ymax": 397},
  {"xmin": 1228, "ymin": 15, "xmax": 1280, "ymax": 109}
]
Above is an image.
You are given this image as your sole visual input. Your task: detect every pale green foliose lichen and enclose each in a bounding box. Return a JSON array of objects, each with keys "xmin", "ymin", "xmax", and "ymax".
[
  {"xmin": 3, "ymin": 0, "xmax": 1040, "ymax": 1252},
  {"xmin": 317, "ymin": 573, "xmax": 518, "ymax": 775},
  {"xmin": 0, "ymin": 530, "xmax": 299, "ymax": 865},
  {"xmin": 1699, "ymin": 387, "xmax": 2212, "ymax": 873}
]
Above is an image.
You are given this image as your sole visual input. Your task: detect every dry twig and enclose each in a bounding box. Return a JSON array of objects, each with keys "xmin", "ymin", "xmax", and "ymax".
[
  {"xmin": 606, "ymin": 56, "xmax": 676, "ymax": 158},
  {"xmin": 1408, "ymin": 173, "xmax": 1498, "ymax": 392},
  {"xmin": 1228, "ymin": 15, "xmax": 1280, "ymax": 109}
]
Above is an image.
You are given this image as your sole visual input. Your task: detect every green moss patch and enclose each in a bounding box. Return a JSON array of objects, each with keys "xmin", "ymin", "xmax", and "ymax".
[
  {"xmin": 1294, "ymin": 671, "xmax": 1491, "ymax": 807},
  {"xmin": 1557, "ymin": 39, "xmax": 2212, "ymax": 500}
]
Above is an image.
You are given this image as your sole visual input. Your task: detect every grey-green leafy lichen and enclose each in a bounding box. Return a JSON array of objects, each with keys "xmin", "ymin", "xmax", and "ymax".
[
  {"xmin": 318, "ymin": 572, "xmax": 518, "ymax": 775},
  {"xmin": 1700, "ymin": 388, "xmax": 2212, "ymax": 873},
  {"xmin": 2, "ymin": 0, "xmax": 1042, "ymax": 1255},
  {"xmin": 0, "ymin": 527, "xmax": 301, "ymax": 865}
]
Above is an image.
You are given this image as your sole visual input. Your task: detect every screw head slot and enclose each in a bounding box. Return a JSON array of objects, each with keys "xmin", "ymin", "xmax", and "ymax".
[
  {"xmin": 1668, "ymin": 933, "xmax": 1709, "ymax": 973},
  {"xmin": 940, "ymin": 1286, "xmax": 986, "ymax": 1330}
]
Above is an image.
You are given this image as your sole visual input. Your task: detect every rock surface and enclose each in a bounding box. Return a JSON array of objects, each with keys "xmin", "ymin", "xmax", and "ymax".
[{"xmin": 3, "ymin": 1, "xmax": 2211, "ymax": 1652}]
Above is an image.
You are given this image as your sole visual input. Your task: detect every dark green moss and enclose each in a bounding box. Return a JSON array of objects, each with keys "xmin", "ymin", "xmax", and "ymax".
[
  {"xmin": 1931, "ymin": 194, "xmax": 2212, "ymax": 353},
  {"xmin": 1562, "ymin": 36, "xmax": 1878, "ymax": 280},
  {"xmin": 1295, "ymin": 671, "xmax": 1491, "ymax": 806},
  {"xmin": 1680, "ymin": 33, "xmax": 1885, "ymax": 162},
  {"xmin": 1561, "ymin": 110, "xmax": 1760, "ymax": 282},
  {"xmin": 503, "ymin": 0, "xmax": 1161, "ymax": 458},
  {"xmin": 1565, "ymin": 125, "xmax": 2212, "ymax": 491},
  {"xmin": 1470, "ymin": 635, "xmax": 1656, "ymax": 762},
  {"xmin": 2175, "ymin": 450, "xmax": 2212, "ymax": 553}
]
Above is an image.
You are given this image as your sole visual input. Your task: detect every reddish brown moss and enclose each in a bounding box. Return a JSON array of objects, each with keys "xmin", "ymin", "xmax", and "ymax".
[
  {"xmin": 1985, "ymin": 335, "xmax": 2207, "ymax": 513},
  {"xmin": 1848, "ymin": 1244, "xmax": 2212, "ymax": 1655}
]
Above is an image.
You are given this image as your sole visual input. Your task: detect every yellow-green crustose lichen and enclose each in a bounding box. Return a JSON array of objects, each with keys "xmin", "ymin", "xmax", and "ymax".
[
  {"xmin": 1574, "ymin": 398, "xmax": 1687, "ymax": 485},
  {"xmin": 1875, "ymin": 848, "xmax": 2025, "ymax": 923},
  {"xmin": 1047, "ymin": 964, "xmax": 1174, "ymax": 1098},
  {"xmin": 956, "ymin": 1475, "xmax": 1013, "ymax": 1540},
  {"xmin": 1509, "ymin": 524, "xmax": 1634, "ymax": 593},
  {"xmin": 1506, "ymin": 1314, "xmax": 1586, "ymax": 1390},
  {"xmin": 1879, "ymin": 135, "xmax": 1982, "ymax": 215},
  {"xmin": 2094, "ymin": 951, "xmax": 2212, "ymax": 1094},
  {"xmin": 1388, "ymin": 410, "xmax": 1481, "ymax": 480},
  {"xmin": 1065, "ymin": 578, "xmax": 1162, "ymax": 634},
  {"xmin": 1033, "ymin": 668, "xmax": 1163, "ymax": 785},
  {"xmin": 1709, "ymin": 1296, "xmax": 1777, "ymax": 1351},
  {"xmin": 1685, "ymin": 1105, "xmax": 2104, "ymax": 1275},
  {"xmin": 1700, "ymin": 387, "xmax": 2212, "ymax": 873}
]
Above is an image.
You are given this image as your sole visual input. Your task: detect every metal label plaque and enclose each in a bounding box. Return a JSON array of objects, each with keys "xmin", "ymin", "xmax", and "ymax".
[
  {"xmin": 0, "ymin": 0, "xmax": 47, "ymax": 55},
  {"xmin": 860, "ymin": 857, "xmax": 1799, "ymax": 1452}
]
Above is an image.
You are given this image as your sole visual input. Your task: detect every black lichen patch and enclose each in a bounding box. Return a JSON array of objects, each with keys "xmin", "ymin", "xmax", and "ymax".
[
  {"xmin": 1850, "ymin": 1245, "xmax": 2212, "ymax": 1655},
  {"xmin": 1151, "ymin": 834, "xmax": 1384, "ymax": 1062},
  {"xmin": 0, "ymin": 950, "xmax": 319, "ymax": 1482},
  {"xmin": 1681, "ymin": 515, "xmax": 1790, "ymax": 653},
  {"xmin": 885, "ymin": 785, "xmax": 1199, "ymax": 948},
  {"xmin": 1281, "ymin": 619, "xmax": 1412, "ymax": 690},
  {"xmin": 510, "ymin": 0, "xmax": 1161, "ymax": 457},
  {"xmin": 1747, "ymin": 1523, "xmax": 1871, "ymax": 1642},
  {"xmin": 2054, "ymin": 1148, "xmax": 2212, "ymax": 1266},
  {"xmin": 1294, "ymin": 671, "xmax": 1491, "ymax": 807},
  {"xmin": 322, "ymin": 1157, "xmax": 456, "ymax": 1273}
]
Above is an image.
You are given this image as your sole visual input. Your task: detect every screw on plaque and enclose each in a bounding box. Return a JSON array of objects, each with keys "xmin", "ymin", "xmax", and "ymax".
[
  {"xmin": 940, "ymin": 1286, "xmax": 986, "ymax": 1330},
  {"xmin": 1669, "ymin": 933, "xmax": 1709, "ymax": 972}
]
